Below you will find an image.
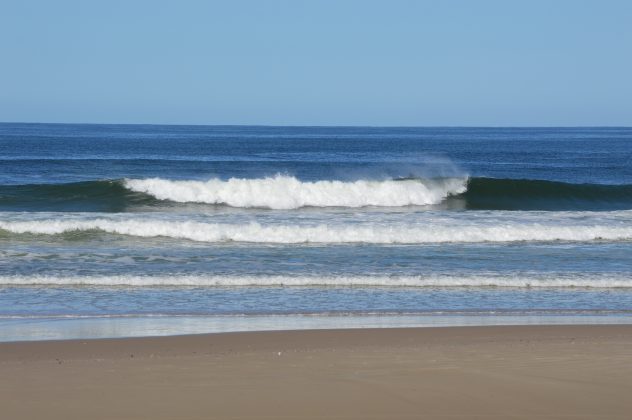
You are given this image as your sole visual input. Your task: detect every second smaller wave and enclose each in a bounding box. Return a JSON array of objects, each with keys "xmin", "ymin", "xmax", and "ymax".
[{"xmin": 2, "ymin": 216, "xmax": 632, "ymax": 244}]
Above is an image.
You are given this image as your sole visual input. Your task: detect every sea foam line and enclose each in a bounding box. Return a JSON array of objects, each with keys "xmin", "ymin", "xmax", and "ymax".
[
  {"xmin": 1, "ymin": 274, "xmax": 631, "ymax": 288},
  {"xmin": 1, "ymin": 218, "xmax": 632, "ymax": 243},
  {"xmin": 123, "ymin": 175, "xmax": 468, "ymax": 209}
]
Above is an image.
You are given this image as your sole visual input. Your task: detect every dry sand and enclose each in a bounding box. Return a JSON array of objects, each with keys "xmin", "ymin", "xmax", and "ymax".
[{"xmin": 1, "ymin": 325, "xmax": 632, "ymax": 419}]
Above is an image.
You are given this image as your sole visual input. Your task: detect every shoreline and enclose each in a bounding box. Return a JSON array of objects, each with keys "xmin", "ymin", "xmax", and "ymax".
[
  {"xmin": 3, "ymin": 325, "xmax": 632, "ymax": 419},
  {"xmin": 2, "ymin": 312, "xmax": 632, "ymax": 342},
  {"xmin": 1, "ymin": 323, "xmax": 630, "ymax": 355}
]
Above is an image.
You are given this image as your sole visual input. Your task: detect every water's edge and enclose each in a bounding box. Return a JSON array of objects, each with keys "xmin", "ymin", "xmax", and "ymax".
[{"xmin": 2, "ymin": 314, "xmax": 631, "ymax": 342}]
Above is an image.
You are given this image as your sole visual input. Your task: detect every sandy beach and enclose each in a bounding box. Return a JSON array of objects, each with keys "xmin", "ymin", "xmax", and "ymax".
[{"xmin": 1, "ymin": 324, "xmax": 631, "ymax": 419}]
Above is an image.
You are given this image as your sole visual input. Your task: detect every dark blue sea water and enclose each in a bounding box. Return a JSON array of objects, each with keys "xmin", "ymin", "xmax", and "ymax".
[{"xmin": 1, "ymin": 123, "xmax": 631, "ymax": 340}]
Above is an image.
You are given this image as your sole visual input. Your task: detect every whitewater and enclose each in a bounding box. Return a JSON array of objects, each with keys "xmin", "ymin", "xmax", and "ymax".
[
  {"xmin": 2, "ymin": 209, "xmax": 632, "ymax": 243},
  {"xmin": 123, "ymin": 175, "xmax": 468, "ymax": 209},
  {"xmin": 2, "ymin": 273, "xmax": 632, "ymax": 288}
]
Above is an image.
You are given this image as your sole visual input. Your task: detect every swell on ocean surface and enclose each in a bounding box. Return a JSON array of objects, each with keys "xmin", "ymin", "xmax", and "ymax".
[
  {"xmin": 461, "ymin": 178, "xmax": 632, "ymax": 210},
  {"xmin": 1, "ymin": 176, "xmax": 632, "ymax": 212},
  {"xmin": 0, "ymin": 180, "xmax": 153, "ymax": 212},
  {"xmin": 1, "ymin": 274, "xmax": 631, "ymax": 288}
]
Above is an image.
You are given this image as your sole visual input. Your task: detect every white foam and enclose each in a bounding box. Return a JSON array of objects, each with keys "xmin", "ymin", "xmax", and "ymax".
[
  {"xmin": 124, "ymin": 175, "xmax": 468, "ymax": 209},
  {"xmin": 1, "ymin": 274, "xmax": 630, "ymax": 288},
  {"xmin": 2, "ymin": 217, "xmax": 632, "ymax": 244}
]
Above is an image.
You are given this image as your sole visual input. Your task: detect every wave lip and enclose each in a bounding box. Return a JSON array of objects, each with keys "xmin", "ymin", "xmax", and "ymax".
[
  {"xmin": 1, "ymin": 274, "xmax": 631, "ymax": 288},
  {"xmin": 123, "ymin": 175, "xmax": 468, "ymax": 209}
]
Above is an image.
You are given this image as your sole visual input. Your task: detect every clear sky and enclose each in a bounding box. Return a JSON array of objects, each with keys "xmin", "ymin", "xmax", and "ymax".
[{"xmin": 1, "ymin": 0, "xmax": 631, "ymax": 126}]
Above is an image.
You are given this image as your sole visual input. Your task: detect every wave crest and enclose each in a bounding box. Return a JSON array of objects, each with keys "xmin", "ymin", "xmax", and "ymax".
[
  {"xmin": 123, "ymin": 175, "xmax": 468, "ymax": 209},
  {"xmin": 3, "ymin": 177, "xmax": 632, "ymax": 212}
]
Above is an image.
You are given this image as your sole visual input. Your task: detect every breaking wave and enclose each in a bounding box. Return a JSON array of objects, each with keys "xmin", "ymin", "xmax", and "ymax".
[
  {"xmin": 1, "ymin": 176, "xmax": 632, "ymax": 212},
  {"xmin": 123, "ymin": 175, "xmax": 467, "ymax": 209}
]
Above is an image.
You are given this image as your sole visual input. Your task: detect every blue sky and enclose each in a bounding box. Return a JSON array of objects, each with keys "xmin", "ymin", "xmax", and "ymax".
[{"xmin": 1, "ymin": 0, "xmax": 631, "ymax": 126}]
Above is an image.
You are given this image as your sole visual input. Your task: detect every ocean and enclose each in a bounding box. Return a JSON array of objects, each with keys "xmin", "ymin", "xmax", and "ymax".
[{"xmin": 1, "ymin": 123, "xmax": 631, "ymax": 340}]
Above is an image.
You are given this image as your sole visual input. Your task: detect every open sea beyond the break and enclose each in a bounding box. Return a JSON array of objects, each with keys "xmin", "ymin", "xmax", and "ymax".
[{"xmin": 1, "ymin": 124, "xmax": 631, "ymax": 340}]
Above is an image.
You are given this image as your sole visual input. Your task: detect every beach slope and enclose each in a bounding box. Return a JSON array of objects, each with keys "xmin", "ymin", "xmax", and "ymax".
[{"xmin": 2, "ymin": 325, "xmax": 632, "ymax": 419}]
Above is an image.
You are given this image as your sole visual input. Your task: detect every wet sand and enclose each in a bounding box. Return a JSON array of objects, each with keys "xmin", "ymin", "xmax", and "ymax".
[{"xmin": 2, "ymin": 325, "xmax": 632, "ymax": 419}]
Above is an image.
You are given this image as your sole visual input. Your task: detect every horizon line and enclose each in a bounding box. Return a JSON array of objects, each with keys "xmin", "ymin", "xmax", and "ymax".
[{"xmin": 1, "ymin": 121, "xmax": 631, "ymax": 129}]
